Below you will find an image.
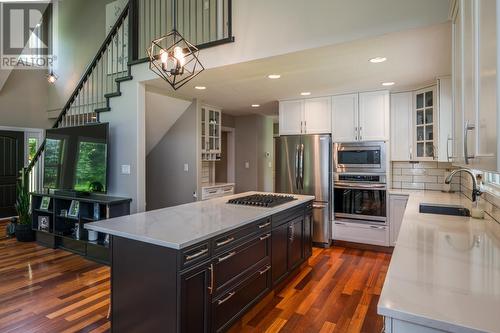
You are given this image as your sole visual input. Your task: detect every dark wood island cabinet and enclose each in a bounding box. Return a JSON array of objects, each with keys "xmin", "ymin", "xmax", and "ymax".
[{"xmin": 86, "ymin": 192, "xmax": 314, "ymax": 333}]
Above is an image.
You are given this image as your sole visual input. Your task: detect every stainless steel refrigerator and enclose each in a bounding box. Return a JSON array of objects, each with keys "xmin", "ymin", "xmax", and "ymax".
[{"xmin": 275, "ymin": 134, "xmax": 332, "ymax": 247}]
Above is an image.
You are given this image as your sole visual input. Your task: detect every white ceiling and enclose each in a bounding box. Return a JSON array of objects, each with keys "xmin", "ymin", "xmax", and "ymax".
[{"xmin": 146, "ymin": 22, "xmax": 451, "ymax": 116}]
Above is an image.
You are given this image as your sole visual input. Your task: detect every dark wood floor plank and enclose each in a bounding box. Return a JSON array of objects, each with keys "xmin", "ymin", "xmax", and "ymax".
[{"xmin": 0, "ymin": 236, "xmax": 391, "ymax": 333}]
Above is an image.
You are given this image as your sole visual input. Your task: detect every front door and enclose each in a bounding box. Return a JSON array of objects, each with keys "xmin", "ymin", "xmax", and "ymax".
[{"xmin": 0, "ymin": 131, "xmax": 24, "ymax": 218}]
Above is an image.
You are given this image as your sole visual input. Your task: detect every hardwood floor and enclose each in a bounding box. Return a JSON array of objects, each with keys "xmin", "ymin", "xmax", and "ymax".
[{"xmin": 0, "ymin": 239, "xmax": 390, "ymax": 333}]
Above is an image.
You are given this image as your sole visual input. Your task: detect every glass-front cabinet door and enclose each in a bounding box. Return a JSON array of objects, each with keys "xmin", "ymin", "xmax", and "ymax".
[
  {"xmin": 201, "ymin": 105, "xmax": 221, "ymax": 161},
  {"xmin": 414, "ymin": 87, "xmax": 436, "ymax": 160}
]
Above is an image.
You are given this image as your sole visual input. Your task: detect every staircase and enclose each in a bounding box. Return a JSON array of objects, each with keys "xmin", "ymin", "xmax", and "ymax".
[{"xmin": 24, "ymin": 0, "xmax": 233, "ymax": 193}]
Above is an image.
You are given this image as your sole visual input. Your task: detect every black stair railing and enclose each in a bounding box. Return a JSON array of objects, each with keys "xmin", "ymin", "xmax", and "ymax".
[{"xmin": 23, "ymin": 0, "xmax": 233, "ymax": 193}]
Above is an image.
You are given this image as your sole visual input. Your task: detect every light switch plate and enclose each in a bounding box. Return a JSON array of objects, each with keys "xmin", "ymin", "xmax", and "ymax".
[
  {"xmin": 184, "ymin": 163, "xmax": 189, "ymax": 172},
  {"xmin": 121, "ymin": 164, "xmax": 131, "ymax": 175},
  {"xmin": 245, "ymin": 162, "xmax": 250, "ymax": 169}
]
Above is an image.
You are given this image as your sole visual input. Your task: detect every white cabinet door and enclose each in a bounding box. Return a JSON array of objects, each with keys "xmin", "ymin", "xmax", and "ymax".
[
  {"xmin": 462, "ymin": 0, "xmax": 477, "ymax": 163},
  {"xmin": 452, "ymin": 2, "xmax": 465, "ymax": 166},
  {"xmin": 389, "ymin": 194, "xmax": 409, "ymax": 246},
  {"xmin": 438, "ymin": 77, "xmax": 453, "ymax": 162},
  {"xmin": 358, "ymin": 91, "xmax": 389, "ymax": 141},
  {"xmin": 332, "ymin": 94, "xmax": 358, "ymax": 142},
  {"xmin": 303, "ymin": 97, "xmax": 332, "ymax": 134},
  {"xmin": 476, "ymin": 0, "xmax": 497, "ymax": 171},
  {"xmin": 279, "ymin": 100, "xmax": 304, "ymax": 135},
  {"xmin": 390, "ymin": 92, "xmax": 413, "ymax": 161}
]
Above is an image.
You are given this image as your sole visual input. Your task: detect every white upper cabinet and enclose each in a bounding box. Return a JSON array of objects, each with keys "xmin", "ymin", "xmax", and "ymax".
[
  {"xmin": 279, "ymin": 100, "xmax": 304, "ymax": 135},
  {"xmin": 279, "ymin": 98, "xmax": 331, "ymax": 135},
  {"xmin": 451, "ymin": 0, "xmax": 498, "ymax": 171},
  {"xmin": 438, "ymin": 77, "xmax": 453, "ymax": 162},
  {"xmin": 358, "ymin": 91, "xmax": 390, "ymax": 141},
  {"xmin": 332, "ymin": 93, "xmax": 358, "ymax": 142},
  {"xmin": 390, "ymin": 92, "xmax": 413, "ymax": 160},
  {"xmin": 303, "ymin": 97, "xmax": 332, "ymax": 134}
]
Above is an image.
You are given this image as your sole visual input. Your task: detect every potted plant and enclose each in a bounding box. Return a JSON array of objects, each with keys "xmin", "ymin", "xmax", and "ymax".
[{"xmin": 15, "ymin": 170, "xmax": 34, "ymax": 242}]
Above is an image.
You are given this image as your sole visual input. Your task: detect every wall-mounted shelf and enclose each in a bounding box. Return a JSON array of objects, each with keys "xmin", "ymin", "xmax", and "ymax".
[{"xmin": 31, "ymin": 192, "xmax": 131, "ymax": 265}]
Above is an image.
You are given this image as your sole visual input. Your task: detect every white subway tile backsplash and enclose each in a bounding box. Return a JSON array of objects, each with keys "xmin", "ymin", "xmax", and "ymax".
[
  {"xmin": 392, "ymin": 168, "xmax": 402, "ymax": 176},
  {"xmin": 402, "ymin": 168, "xmax": 427, "ymax": 176},
  {"xmin": 392, "ymin": 181, "xmax": 402, "ymax": 189},
  {"xmin": 393, "ymin": 162, "xmax": 413, "ymax": 169},
  {"xmin": 402, "ymin": 182, "xmax": 425, "ymax": 190},
  {"xmin": 427, "ymin": 169, "xmax": 446, "ymax": 176},
  {"xmin": 438, "ymin": 162, "xmax": 454, "ymax": 169},
  {"xmin": 393, "ymin": 175, "xmax": 413, "ymax": 182},
  {"xmin": 413, "ymin": 161, "xmax": 438, "ymax": 169},
  {"xmin": 413, "ymin": 175, "xmax": 438, "ymax": 183}
]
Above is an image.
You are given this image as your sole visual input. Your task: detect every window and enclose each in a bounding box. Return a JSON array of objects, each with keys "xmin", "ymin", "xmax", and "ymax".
[
  {"xmin": 485, "ymin": 172, "xmax": 500, "ymax": 190},
  {"xmin": 43, "ymin": 138, "xmax": 64, "ymax": 189},
  {"xmin": 28, "ymin": 138, "xmax": 38, "ymax": 163}
]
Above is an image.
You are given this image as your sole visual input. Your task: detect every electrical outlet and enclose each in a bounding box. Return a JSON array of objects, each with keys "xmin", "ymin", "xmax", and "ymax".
[
  {"xmin": 184, "ymin": 163, "xmax": 189, "ymax": 172},
  {"xmin": 121, "ymin": 165, "xmax": 131, "ymax": 175},
  {"xmin": 268, "ymin": 162, "xmax": 272, "ymax": 168},
  {"xmin": 245, "ymin": 162, "xmax": 250, "ymax": 169}
]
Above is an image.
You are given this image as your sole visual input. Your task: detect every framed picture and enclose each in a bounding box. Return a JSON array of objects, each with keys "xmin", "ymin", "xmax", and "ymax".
[
  {"xmin": 68, "ymin": 200, "xmax": 80, "ymax": 218},
  {"xmin": 38, "ymin": 216, "xmax": 50, "ymax": 232},
  {"xmin": 40, "ymin": 197, "xmax": 51, "ymax": 211}
]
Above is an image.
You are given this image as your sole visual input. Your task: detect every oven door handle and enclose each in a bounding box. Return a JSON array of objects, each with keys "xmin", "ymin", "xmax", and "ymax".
[
  {"xmin": 334, "ymin": 182, "xmax": 386, "ymax": 190},
  {"xmin": 299, "ymin": 144, "xmax": 304, "ymax": 190},
  {"xmin": 295, "ymin": 144, "xmax": 300, "ymax": 190}
]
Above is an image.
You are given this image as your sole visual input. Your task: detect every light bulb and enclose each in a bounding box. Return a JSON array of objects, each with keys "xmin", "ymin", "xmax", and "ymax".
[
  {"xmin": 160, "ymin": 50, "xmax": 169, "ymax": 64},
  {"xmin": 173, "ymin": 46, "xmax": 184, "ymax": 61}
]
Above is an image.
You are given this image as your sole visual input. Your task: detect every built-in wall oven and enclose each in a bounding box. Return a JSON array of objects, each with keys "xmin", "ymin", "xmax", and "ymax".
[
  {"xmin": 333, "ymin": 141, "xmax": 386, "ymax": 174},
  {"xmin": 333, "ymin": 174, "xmax": 387, "ymax": 225}
]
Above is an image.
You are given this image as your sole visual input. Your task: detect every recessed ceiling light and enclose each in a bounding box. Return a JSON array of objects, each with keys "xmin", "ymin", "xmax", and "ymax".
[
  {"xmin": 267, "ymin": 74, "xmax": 281, "ymax": 79},
  {"xmin": 300, "ymin": 92, "xmax": 311, "ymax": 96},
  {"xmin": 382, "ymin": 82, "xmax": 395, "ymax": 86},
  {"xmin": 251, "ymin": 104, "xmax": 260, "ymax": 108},
  {"xmin": 195, "ymin": 86, "xmax": 206, "ymax": 90},
  {"xmin": 369, "ymin": 57, "xmax": 387, "ymax": 63}
]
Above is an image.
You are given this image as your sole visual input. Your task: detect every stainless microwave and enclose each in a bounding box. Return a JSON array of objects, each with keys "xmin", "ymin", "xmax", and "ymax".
[{"xmin": 333, "ymin": 141, "xmax": 386, "ymax": 173}]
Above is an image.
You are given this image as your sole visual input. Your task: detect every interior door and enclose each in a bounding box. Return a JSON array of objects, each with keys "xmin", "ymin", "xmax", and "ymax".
[
  {"xmin": 300, "ymin": 134, "xmax": 331, "ymax": 200},
  {"xmin": 0, "ymin": 131, "xmax": 24, "ymax": 218},
  {"xmin": 358, "ymin": 91, "xmax": 389, "ymax": 141},
  {"xmin": 275, "ymin": 135, "xmax": 302, "ymax": 194},
  {"xmin": 332, "ymin": 94, "xmax": 358, "ymax": 142}
]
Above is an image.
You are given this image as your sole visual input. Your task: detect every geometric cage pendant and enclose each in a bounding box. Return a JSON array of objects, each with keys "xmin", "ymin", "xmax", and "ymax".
[{"xmin": 147, "ymin": 29, "xmax": 205, "ymax": 90}]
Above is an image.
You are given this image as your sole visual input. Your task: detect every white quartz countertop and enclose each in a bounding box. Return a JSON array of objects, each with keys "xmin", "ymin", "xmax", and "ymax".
[
  {"xmin": 378, "ymin": 190, "xmax": 500, "ymax": 333},
  {"xmin": 85, "ymin": 192, "xmax": 314, "ymax": 250}
]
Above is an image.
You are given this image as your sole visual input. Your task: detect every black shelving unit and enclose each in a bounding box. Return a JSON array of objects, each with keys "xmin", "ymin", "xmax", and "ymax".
[{"xmin": 31, "ymin": 192, "xmax": 132, "ymax": 265}]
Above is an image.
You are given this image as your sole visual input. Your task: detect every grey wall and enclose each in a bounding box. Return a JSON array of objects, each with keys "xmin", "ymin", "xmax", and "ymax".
[
  {"xmin": 0, "ymin": 70, "xmax": 50, "ymax": 129},
  {"xmin": 215, "ymin": 131, "xmax": 228, "ymax": 183},
  {"xmin": 234, "ymin": 114, "xmax": 273, "ymax": 193},
  {"xmin": 146, "ymin": 100, "xmax": 198, "ymax": 210}
]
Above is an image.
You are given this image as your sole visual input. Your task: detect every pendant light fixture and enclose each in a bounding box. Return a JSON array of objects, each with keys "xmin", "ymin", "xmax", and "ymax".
[
  {"xmin": 147, "ymin": 0, "xmax": 204, "ymax": 90},
  {"xmin": 47, "ymin": 70, "xmax": 58, "ymax": 84}
]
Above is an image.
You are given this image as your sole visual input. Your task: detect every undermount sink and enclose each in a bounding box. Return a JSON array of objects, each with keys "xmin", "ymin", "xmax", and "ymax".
[{"xmin": 419, "ymin": 203, "xmax": 471, "ymax": 217}]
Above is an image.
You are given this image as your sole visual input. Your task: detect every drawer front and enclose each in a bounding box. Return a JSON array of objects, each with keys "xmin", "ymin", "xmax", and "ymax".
[
  {"xmin": 220, "ymin": 186, "xmax": 234, "ymax": 195},
  {"xmin": 214, "ymin": 232, "xmax": 271, "ymax": 294},
  {"xmin": 272, "ymin": 204, "xmax": 305, "ymax": 228},
  {"xmin": 180, "ymin": 242, "xmax": 211, "ymax": 269},
  {"xmin": 333, "ymin": 221, "xmax": 389, "ymax": 246},
  {"xmin": 212, "ymin": 218, "xmax": 271, "ymax": 254},
  {"xmin": 212, "ymin": 262, "xmax": 271, "ymax": 333}
]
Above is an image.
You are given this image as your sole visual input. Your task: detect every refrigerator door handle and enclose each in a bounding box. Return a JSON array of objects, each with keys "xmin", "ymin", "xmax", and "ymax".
[
  {"xmin": 295, "ymin": 144, "xmax": 300, "ymax": 190},
  {"xmin": 300, "ymin": 144, "xmax": 304, "ymax": 190}
]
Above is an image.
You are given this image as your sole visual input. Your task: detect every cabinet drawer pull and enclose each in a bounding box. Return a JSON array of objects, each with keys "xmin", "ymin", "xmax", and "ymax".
[
  {"xmin": 208, "ymin": 263, "xmax": 214, "ymax": 295},
  {"xmin": 216, "ymin": 237, "xmax": 234, "ymax": 247},
  {"xmin": 217, "ymin": 291, "xmax": 235, "ymax": 305},
  {"xmin": 217, "ymin": 251, "xmax": 236, "ymax": 263},
  {"xmin": 259, "ymin": 233, "xmax": 271, "ymax": 241},
  {"xmin": 258, "ymin": 265, "xmax": 271, "ymax": 275},
  {"xmin": 185, "ymin": 248, "xmax": 208, "ymax": 261},
  {"xmin": 258, "ymin": 221, "xmax": 271, "ymax": 229}
]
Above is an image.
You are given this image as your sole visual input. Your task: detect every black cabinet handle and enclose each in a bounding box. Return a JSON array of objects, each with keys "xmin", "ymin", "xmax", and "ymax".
[{"xmin": 217, "ymin": 291, "xmax": 235, "ymax": 305}]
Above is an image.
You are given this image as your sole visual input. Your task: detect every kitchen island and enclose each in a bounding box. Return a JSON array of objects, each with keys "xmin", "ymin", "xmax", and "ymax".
[
  {"xmin": 379, "ymin": 190, "xmax": 500, "ymax": 333},
  {"xmin": 85, "ymin": 192, "xmax": 314, "ymax": 333}
]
